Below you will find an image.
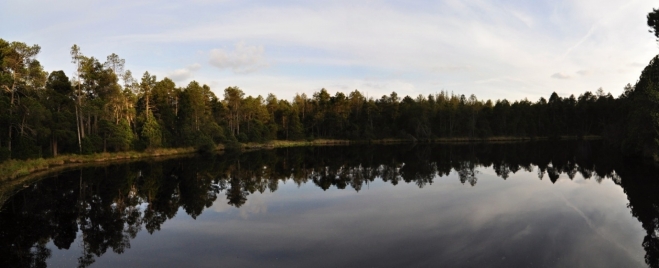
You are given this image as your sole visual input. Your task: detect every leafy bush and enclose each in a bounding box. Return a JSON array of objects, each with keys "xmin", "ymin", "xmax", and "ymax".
[
  {"xmin": 237, "ymin": 133, "xmax": 248, "ymax": 143},
  {"xmin": 0, "ymin": 147, "xmax": 10, "ymax": 162},
  {"xmin": 224, "ymin": 140, "xmax": 243, "ymax": 154},
  {"xmin": 195, "ymin": 134, "xmax": 216, "ymax": 154},
  {"xmin": 14, "ymin": 138, "xmax": 42, "ymax": 159},
  {"xmin": 140, "ymin": 115, "xmax": 162, "ymax": 148}
]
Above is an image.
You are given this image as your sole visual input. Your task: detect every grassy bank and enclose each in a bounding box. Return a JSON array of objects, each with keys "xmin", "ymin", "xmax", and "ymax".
[
  {"xmin": 0, "ymin": 147, "xmax": 196, "ymax": 182},
  {"xmin": 0, "ymin": 135, "xmax": 601, "ymax": 182},
  {"xmin": 242, "ymin": 139, "xmax": 352, "ymax": 149},
  {"xmin": 244, "ymin": 135, "xmax": 601, "ymax": 148}
]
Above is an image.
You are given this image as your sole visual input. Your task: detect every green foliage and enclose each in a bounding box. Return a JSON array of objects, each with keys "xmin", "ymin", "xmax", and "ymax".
[
  {"xmin": 195, "ymin": 134, "xmax": 216, "ymax": 154},
  {"xmin": 81, "ymin": 136, "xmax": 102, "ymax": 155},
  {"xmin": 649, "ymin": 8, "xmax": 659, "ymax": 41},
  {"xmin": 203, "ymin": 122, "xmax": 226, "ymax": 144},
  {"xmin": 14, "ymin": 138, "xmax": 41, "ymax": 159},
  {"xmin": 6, "ymin": 22, "xmax": 659, "ymax": 164},
  {"xmin": 224, "ymin": 140, "xmax": 243, "ymax": 154},
  {"xmin": 621, "ymin": 56, "xmax": 659, "ymax": 156},
  {"xmin": 0, "ymin": 147, "xmax": 8, "ymax": 162},
  {"xmin": 140, "ymin": 114, "xmax": 162, "ymax": 148},
  {"xmin": 237, "ymin": 133, "xmax": 248, "ymax": 143},
  {"xmin": 105, "ymin": 119, "xmax": 133, "ymax": 151}
]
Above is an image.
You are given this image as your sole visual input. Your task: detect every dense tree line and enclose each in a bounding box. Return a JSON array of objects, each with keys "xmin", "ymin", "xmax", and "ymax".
[{"xmin": 0, "ymin": 40, "xmax": 635, "ymax": 161}]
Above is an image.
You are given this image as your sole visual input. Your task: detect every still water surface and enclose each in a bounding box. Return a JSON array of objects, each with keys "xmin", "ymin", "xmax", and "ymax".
[{"xmin": 1, "ymin": 142, "xmax": 659, "ymax": 267}]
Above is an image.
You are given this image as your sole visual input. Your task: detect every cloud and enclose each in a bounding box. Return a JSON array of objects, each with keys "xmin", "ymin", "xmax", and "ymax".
[
  {"xmin": 576, "ymin": 70, "xmax": 592, "ymax": 76},
  {"xmin": 167, "ymin": 63, "xmax": 202, "ymax": 82},
  {"xmin": 551, "ymin": 73, "xmax": 572, "ymax": 79},
  {"xmin": 209, "ymin": 42, "xmax": 268, "ymax": 74},
  {"xmin": 188, "ymin": 63, "xmax": 201, "ymax": 71},
  {"xmin": 550, "ymin": 70, "xmax": 592, "ymax": 80},
  {"xmin": 5, "ymin": 0, "xmax": 658, "ymax": 101},
  {"xmin": 430, "ymin": 65, "xmax": 473, "ymax": 72},
  {"xmin": 507, "ymin": 8, "xmax": 534, "ymax": 28},
  {"xmin": 561, "ymin": 25, "xmax": 597, "ymax": 60}
]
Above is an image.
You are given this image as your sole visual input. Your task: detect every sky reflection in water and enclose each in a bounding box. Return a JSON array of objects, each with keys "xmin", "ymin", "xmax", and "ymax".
[{"xmin": 1, "ymin": 142, "xmax": 656, "ymax": 267}]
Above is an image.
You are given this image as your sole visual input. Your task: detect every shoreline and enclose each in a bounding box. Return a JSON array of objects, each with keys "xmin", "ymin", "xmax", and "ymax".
[{"xmin": 0, "ymin": 135, "xmax": 601, "ymax": 183}]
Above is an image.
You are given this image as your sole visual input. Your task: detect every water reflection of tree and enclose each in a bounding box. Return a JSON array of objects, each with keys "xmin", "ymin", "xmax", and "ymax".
[
  {"xmin": 457, "ymin": 161, "xmax": 477, "ymax": 186},
  {"xmin": 617, "ymin": 162, "xmax": 659, "ymax": 268},
  {"xmin": 3, "ymin": 141, "xmax": 659, "ymax": 267}
]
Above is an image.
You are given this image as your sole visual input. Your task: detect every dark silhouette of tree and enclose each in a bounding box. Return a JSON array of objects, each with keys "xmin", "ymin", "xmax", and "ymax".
[{"xmin": 648, "ymin": 8, "xmax": 659, "ymax": 41}]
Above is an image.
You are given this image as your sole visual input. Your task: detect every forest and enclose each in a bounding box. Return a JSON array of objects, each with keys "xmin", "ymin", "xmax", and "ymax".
[{"xmin": 2, "ymin": 9, "xmax": 659, "ymax": 162}]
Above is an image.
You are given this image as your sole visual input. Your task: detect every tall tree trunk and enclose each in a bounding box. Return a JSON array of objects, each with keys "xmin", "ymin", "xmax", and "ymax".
[
  {"xmin": 4, "ymin": 78, "xmax": 17, "ymax": 156},
  {"xmin": 194, "ymin": 110, "xmax": 198, "ymax": 131},
  {"xmin": 79, "ymin": 107, "xmax": 85, "ymax": 138},
  {"xmin": 87, "ymin": 112, "xmax": 91, "ymax": 136},
  {"xmin": 75, "ymin": 104, "xmax": 82, "ymax": 153},
  {"xmin": 145, "ymin": 89, "xmax": 150, "ymax": 121},
  {"xmin": 52, "ymin": 136, "xmax": 58, "ymax": 157},
  {"xmin": 284, "ymin": 117, "xmax": 288, "ymax": 140},
  {"xmin": 236, "ymin": 113, "xmax": 240, "ymax": 135},
  {"xmin": 175, "ymin": 96, "xmax": 178, "ymax": 116},
  {"xmin": 7, "ymin": 85, "xmax": 14, "ymax": 156},
  {"xmin": 20, "ymin": 114, "xmax": 26, "ymax": 136},
  {"xmin": 78, "ymin": 87, "xmax": 85, "ymax": 139}
]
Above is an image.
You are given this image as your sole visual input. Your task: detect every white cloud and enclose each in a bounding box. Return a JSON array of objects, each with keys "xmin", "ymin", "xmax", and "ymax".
[
  {"xmin": 430, "ymin": 65, "xmax": 473, "ymax": 73},
  {"xmin": 188, "ymin": 63, "xmax": 201, "ymax": 71},
  {"xmin": 628, "ymin": 62, "xmax": 647, "ymax": 68},
  {"xmin": 551, "ymin": 73, "xmax": 572, "ymax": 80},
  {"xmin": 105, "ymin": 1, "xmax": 654, "ymax": 100},
  {"xmin": 209, "ymin": 42, "xmax": 268, "ymax": 74},
  {"xmin": 507, "ymin": 8, "xmax": 534, "ymax": 28},
  {"xmin": 549, "ymin": 70, "xmax": 593, "ymax": 81},
  {"xmin": 4, "ymin": 0, "xmax": 658, "ymax": 101},
  {"xmin": 577, "ymin": 70, "xmax": 592, "ymax": 76},
  {"xmin": 167, "ymin": 63, "xmax": 202, "ymax": 82},
  {"xmin": 197, "ymin": 74, "xmax": 423, "ymax": 101}
]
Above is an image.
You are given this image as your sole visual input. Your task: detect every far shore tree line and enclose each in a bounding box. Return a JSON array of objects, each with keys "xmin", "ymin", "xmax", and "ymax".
[
  {"xmin": 2, "ymin": 8, "xmax": 659, "ymax": 161},
  {"xmin": 0, "ymin": 39, "xmax": 653, "ymax": 161}
]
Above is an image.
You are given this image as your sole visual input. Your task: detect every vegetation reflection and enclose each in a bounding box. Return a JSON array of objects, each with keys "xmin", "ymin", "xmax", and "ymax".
[{"xmin": 1, "ymin": 142, "xmax": 658, "ymax": 267}]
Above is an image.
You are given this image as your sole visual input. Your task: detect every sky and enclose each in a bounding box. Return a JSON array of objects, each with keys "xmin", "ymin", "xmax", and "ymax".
[{"xmin": 2, "ymin": 0, "xmax": 658, "ymax": 101}]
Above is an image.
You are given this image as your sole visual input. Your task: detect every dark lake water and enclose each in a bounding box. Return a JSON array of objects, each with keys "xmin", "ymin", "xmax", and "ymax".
[{"xmin": 2, "ymin": 142, "xmax": 659, "ymax": 267}]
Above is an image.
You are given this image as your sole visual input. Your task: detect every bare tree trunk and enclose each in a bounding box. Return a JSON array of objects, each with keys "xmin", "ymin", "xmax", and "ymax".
[
  {"xmin": 87, "ymin": 112, "xmax": 91, "ymax": 136},
  {"xmin": 4, "ymin": 79, "xmax": 17, "ymax": 156},
  {"xmin": 79, "ymin": 106, "xmax": 85, "ymax": 139},
  {"xmin": 284, "ymin": 117, "xmax": 288, "ymax": 140},
  {"xmin": 52, "ymin": 137, "xmax": 58, "ymax": 157},
  {"xmin": 20, "ymin": 114, "xmax": 26, "ymax": 136},
  {"xmin": 145, "ymin": 88, "xmax": 150, "ymax": 120},
  {"xmin": 8, "ymin": 85, "xmax": 14, "ymax": 155},
  {"xmin": 77, "ymin": 86, "xmax": 85, "ymax": 139},
  {"xmin": 75, "ymin": 104, "xmax": 82, "ymax": 153},
  {"xmin": 195, "ymin": 111, "xmax": 199, "ymax": 131}
]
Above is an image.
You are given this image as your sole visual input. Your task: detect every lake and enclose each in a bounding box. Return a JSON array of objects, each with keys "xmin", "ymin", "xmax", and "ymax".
[{"xmin": 1, "ymin": 141, "xmax": 658, "ymax": 267}]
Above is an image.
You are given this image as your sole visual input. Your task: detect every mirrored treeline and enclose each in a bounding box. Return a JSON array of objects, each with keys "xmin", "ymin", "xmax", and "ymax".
[{"xmin": 1, "ymin": 141, "xmax": 658, "ymax": 267}]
